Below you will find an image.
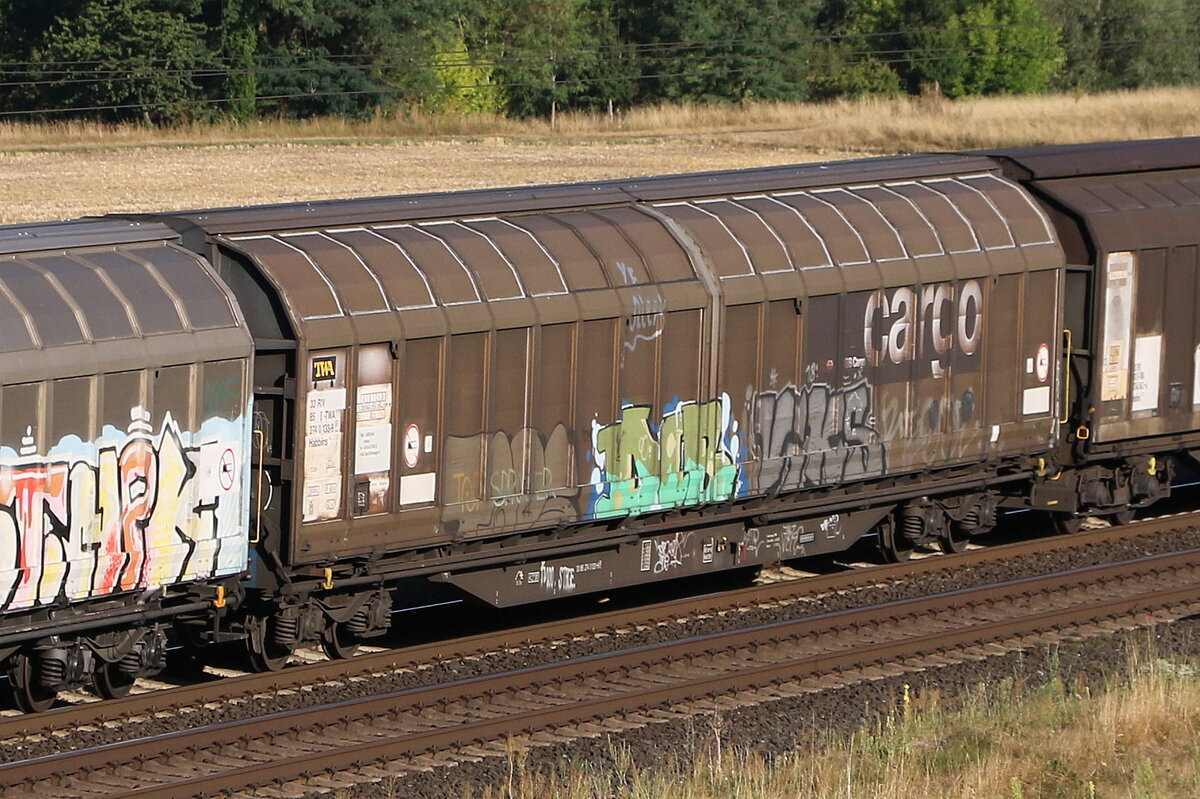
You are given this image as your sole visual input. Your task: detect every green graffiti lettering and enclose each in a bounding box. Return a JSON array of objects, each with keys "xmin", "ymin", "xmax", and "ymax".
[{"xmin": 590, "ymin": 395, "xmax": 739, "ymax": 519}]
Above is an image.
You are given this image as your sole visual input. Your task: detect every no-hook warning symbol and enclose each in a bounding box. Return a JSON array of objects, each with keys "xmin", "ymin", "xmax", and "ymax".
[{"xmin": 219, "ymin": 448, "xmax": 236, "ymax": 491}]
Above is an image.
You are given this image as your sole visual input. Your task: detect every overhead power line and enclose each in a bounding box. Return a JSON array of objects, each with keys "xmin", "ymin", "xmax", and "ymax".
[{"xmin": 0, "ymin": 19, "xmax": 1195, "ymax": 118}]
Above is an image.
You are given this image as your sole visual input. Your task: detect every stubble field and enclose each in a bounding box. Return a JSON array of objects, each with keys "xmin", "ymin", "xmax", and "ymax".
[{"xmin": 3, "ymin": 87, "xmax": 1199, "ymax": 225}]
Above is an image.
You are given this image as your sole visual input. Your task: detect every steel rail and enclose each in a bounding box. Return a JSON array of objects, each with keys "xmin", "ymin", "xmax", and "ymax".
[
  {"xmin": 3, "ymin": 542, "xmax": 1199, "ymax": 797},
  {"xmin": 0, "ymin": 511, "xmax": 1193, "ymax": 742},
  {"xmin": 114, "ymin": 580, "xmax": 1200, "ymax": 799}
]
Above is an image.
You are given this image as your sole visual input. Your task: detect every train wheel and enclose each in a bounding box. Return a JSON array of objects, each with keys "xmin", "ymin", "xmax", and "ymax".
[
  {"xmin": 320, "ymin": 620, "xmax": 361, "ymax": 660},
  {"xmin": 1112, "ymin": 508, "xmax": 1137, "ymax": 525},
  {"xmin": 878, "ymin": 517, "xmax": 913, "ymax": 563},
  {"xmin": 245, "ymin": 616, "xmax": 291, "ymax": 672},
  {"xmin": 939, "ymin": 524, "xmax": 970, "ymax": 555},
  {"xmin": 91, "ymin": 662, "xmax": 135, "ymax": 700},
  {"xmin": 1052, "ymin": 513, "xmax": 1083, "ymax": 535},
  {"xmin": 6, "ymin": 654, "xmax": 56, "ymax": 713}
]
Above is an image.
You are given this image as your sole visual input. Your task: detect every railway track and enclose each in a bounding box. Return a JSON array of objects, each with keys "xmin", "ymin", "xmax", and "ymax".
[
  {"xmin": 0, "ymin": 512, "xmax": 1193, "ymax": 751},
  {"xmin": 2, "ymin": 516, "xmax": 1199, "ymax": 798}
]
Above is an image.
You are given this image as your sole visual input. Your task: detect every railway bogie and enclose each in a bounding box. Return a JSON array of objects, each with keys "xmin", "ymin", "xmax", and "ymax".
[{"xmin": 0, "ymin": 138, "xmax": 1197, "ymax": 707}]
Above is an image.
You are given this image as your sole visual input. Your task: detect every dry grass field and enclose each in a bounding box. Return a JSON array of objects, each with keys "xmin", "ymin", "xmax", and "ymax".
[
  {"xmin": 2, "ymin": 87, "xmax": 1199, "ymax": 225},
  {"xmin": 490, "ymin": 647, "xmax": 1200, "ymax": 799}
]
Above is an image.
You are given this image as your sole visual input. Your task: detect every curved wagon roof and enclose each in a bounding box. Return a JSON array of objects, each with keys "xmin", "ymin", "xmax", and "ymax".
[
  {"xmin": 145, "ymin": 152, "xmax": 1062, "ymax": 348},
  {"xmin": 983, "ymin": 137, "xmax": 1200, "ymax": 256},
  {"xmin": 977, "ymin": 136, "xmax": 1200, "ymax": 180},
  {"xmin": 0, "ymin": 219, "xmax": 251, "ymax": 384}
]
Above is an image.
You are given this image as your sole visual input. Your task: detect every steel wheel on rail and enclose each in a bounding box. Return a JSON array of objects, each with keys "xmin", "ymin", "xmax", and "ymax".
[
  {"xmin": 939, "ymin": 524, "xmax": 970, "ymax": 554},
  {"xmin": 245, "ymin": 615, "xmax": 292, "ymax": 672},
  {"xmin": 320, "ymin": 620, "xmax": 361, "ymax": 660},
  {"xmin": 91, "ymin": 661, "xmax": 135, "ymax": 700},
  {"xmin": 6, "ymin": 653, "xmax": 57, "ymax": 713},
  {"xmin": 877, "ymin": 516, "xmax": 914, "ymax": 563}
]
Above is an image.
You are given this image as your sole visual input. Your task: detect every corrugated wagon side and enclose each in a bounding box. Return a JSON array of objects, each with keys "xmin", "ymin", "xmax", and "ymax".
[{"xmin": 0, "ymin": 219, "xmax": 253, "ymax": 709}]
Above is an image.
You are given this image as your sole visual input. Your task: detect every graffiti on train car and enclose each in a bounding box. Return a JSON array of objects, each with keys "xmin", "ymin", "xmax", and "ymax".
[
  {"xmin": 864, "ymin": 280, "xmax": 983, "ymax": 375},
  {"xmin": 442, "ymin": 424, "xmax": 579, "ymax": 534},
  {"xmin": 441, "ymin": 279, "xmax": 986, "ymax": 530},
  {"xmin": 747, "ymin": 279, "xmax": 984, "ymax": 491},
  {"xmin": 0, "ymin": 410, "xmax": 247, "ymax": 611},
  {"xmin": 588, "ymin": 394, "xmax": 742, "ymax": 518},
  {"xmin": 749, "ymin": 372, "xmax": 886, "ymax": 493},
  {"xmin": 616, "ymin": 259, "xmax": 670, "ymax": 368},
  {"xmin": 442, "ymin": 396, "xmax": 745, "ymax": 532},
  {"xmin": 872, "ymin": 385, "xmax": 986, "ymax": 465}
]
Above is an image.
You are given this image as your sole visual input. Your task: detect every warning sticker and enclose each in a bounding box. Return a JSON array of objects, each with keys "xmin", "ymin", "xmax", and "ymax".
[
  {"xmin": 404, "ymin": 424, "xmax": 421, "ymax": 468},
  {"xmin": 1036, "ymin": 343, "xmax": 1050, "ymax": 383},
  {"xmin": 219, "ymin": 448, "xmax": 236, "ymax": 491}
]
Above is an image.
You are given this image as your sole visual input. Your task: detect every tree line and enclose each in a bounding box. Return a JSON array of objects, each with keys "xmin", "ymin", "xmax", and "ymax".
[{"xmin": 0, "ymin": 0, "xmax": 1197, "ymax": 123}]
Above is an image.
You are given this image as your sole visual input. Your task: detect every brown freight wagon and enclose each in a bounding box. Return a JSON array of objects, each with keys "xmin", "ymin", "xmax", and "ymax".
[
  {"xmin": 0, "ymin": 218, "xmax": 252, "ymax": 708},
  {"xmin": 984, "ymin": 138, "xmax": 1200, "ymax": 527},
  {"xmin": 141, "ymin": 152, "xmax": 1065, "ymax": 665}
]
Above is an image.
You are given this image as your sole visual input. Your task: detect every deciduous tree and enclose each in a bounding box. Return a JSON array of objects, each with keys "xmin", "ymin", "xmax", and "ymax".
[{"xmin": 35, "ymin": 0, "xmax": 208, "ymax": 122}]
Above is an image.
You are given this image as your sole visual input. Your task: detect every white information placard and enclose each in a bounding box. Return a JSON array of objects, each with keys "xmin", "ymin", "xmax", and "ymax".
[{"xmin": 1131, "ymin": 334, "xmax": 1162, "ymax": 413}]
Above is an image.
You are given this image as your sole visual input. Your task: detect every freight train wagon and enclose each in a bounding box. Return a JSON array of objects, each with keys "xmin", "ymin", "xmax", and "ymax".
[
  {"xmin": 984, "ymin": 138, "xmax": 1200, "ymax": 524},
  {"xmin": 141, "ymin": 151, "xmax": 1069, "ymax": 668},
  {"xmin": 0, "ymin": 219, "xmax": 253, "ymax": 710}
]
